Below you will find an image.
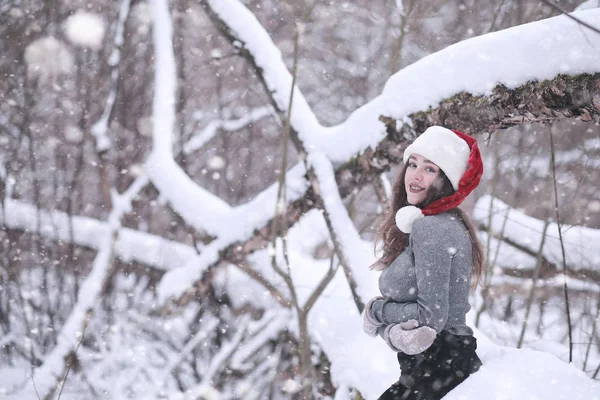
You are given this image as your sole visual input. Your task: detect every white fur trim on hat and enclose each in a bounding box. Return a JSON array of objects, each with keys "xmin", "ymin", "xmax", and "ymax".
[
  {"xmin": 395, "ymin": 206, "xmax": 424, "ymax": 233},
  {"xmin": 403, "ymin": 126, "xmax": 470, "ymax": 190}
]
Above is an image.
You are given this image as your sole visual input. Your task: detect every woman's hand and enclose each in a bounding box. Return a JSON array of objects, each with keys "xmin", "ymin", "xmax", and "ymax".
[
  {"xmin": 383, "ymin": 319, "xmax": 437, "ymax": 355},
  {"xmin": 362, "ymin": 296, "xmax": 385, "ymax": 336}
]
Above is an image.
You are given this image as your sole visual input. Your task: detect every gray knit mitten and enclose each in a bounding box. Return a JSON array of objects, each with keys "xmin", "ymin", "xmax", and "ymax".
[
  {"xmin": 383, "ymin": 319, "xmax": 437, "ymax": 355},
  {"xmin": 362, "ymin": 297, "xmax": 385, "ymax": 337}
]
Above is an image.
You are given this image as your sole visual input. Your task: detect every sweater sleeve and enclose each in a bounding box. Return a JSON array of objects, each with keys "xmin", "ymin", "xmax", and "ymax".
[{"xmin": 378, "ymin": 217, "xmax": 457, "ymax": 333}]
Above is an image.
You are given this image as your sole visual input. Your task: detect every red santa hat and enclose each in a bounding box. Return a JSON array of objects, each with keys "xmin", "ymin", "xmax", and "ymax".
[{"xmin": 395, "ymin": 126, "xmax": 484, "ymax": 233}]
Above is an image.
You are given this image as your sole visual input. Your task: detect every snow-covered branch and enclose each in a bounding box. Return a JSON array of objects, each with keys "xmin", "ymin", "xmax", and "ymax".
[
  {"xmin": 31, "ymin": 176, "xmax": 148, "ymax": 399},
  {"xmin": 167, "ymin": 316, "xmax": 251, "ymax": 400},
  {"xmin": 183, "ymin": 106, "xmax": 273, "ymax": 154},
  {"xmin": 474, "ymin": 195, "xmax": 600, "ymax": 283},
  {"xmin": 145, "ymin": 0, "xmax": 307, "ymax": 244},
  {"xmin": 307, "ymin": 153, "xmax": 374, "ymax": 305},
  {"xmin": 0, "ymin": 196, "xmax": 194, "ymax": 272},
  {"xmin": 90, "ymin": 0, "xmax": 133, "ymax": 152}
]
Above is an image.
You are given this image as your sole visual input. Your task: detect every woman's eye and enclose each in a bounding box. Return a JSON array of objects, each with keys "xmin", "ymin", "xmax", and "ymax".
[
  {"xmin": 408, "ymin": 163, "xmax": 416, "ymax": 168},
  {"xmin": 426, "ymin": 167, "xmax": 436, "ymax": 173}
]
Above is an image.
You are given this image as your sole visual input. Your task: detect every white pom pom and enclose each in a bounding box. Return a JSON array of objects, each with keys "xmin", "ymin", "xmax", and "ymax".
[{"xmin": 395, "ymin": 206, "xmax": 424, "ymax": 233}]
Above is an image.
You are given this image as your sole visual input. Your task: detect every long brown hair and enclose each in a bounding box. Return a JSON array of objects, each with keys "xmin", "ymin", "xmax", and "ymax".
[{"xmin": 371, "ymin": 164, "xmax": 484, "ymax": 288}]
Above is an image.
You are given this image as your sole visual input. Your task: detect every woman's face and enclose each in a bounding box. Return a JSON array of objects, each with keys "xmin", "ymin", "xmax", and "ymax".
[{"xmin": 404, "ymin": 153, "xmax": 441, "ymax": 206}]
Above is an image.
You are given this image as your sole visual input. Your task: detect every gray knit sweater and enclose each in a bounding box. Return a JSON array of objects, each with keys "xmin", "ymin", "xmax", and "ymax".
[{"xmin": 374, "ymin": 212, "xmax": 474, "ymax": 336}]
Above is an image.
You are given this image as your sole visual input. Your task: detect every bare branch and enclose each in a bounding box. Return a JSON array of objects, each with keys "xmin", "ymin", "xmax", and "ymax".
[
  {"xmin": 549, "ymin": 128, "xmax": 574, "ymax": 362},
  {"xmin": 302, "ymin": 254, "xmax": 339, "ymax": 314},
  {"xmin": 540, "ymin": 0, "xmax": 600, "ymax": 36},
  {"xmin": 235, "ymin": 260, "xmax": 292, "ymax": 308},
  {"xmin": 517, "ymin": 220, "xmax": 550, "ymax": 348}
]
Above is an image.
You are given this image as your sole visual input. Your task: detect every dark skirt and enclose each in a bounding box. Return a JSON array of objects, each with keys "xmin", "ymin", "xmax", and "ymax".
[{"xmin": 377, "ymin": 331, "xmax": 482, "ymax": 400}]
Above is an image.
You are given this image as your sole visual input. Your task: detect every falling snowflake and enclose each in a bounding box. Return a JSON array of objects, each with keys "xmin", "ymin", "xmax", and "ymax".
[{"xmin": 64, "ymin": 11, "xmax": 106, "ymax": 50}]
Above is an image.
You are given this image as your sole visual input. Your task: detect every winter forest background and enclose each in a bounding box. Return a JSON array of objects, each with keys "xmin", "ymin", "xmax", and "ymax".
[{"xmin": 1, "ymin": 0, "xmax": 600, "ymax": 399}]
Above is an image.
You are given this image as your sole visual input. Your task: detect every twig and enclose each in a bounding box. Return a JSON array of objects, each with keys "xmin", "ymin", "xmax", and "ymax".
[
  {"xmin": 549, "ymin": 128, "xmax": 573, "ymax": 362},
  {"xmin": 476, "ymin": 135, "xmax": 508, "ymax": 327},
  {"xmin": 31, "ymin": 372, "xmax": 41, "ymax": 400},
  {"xmin": 517, "ymin": 220, "xmax": 550, "ymax": 348},
  {"xmin": 56, "ymin": 321, "xmax": 88, "ymax": 400},
  {"xmin": 269, "ymin": 3, "xmax": 304, "ymax": 251},
  {"xmin": 487, "ymin": 0, "xmax": 506, "ymax": 33},
  {"xmin": 303, "ymin": 253, "xmax": 339, "ymax": 313},
  {"xmin": 582, "ymin": 296, "xmax": 600, "ymax": 371},
  {"xmin": 235, "ymin": 260, "xmax": 292, "ymax": 308},
  {"xmin": 540, "ymin": 0, "xmax": 600, "ymax": 36}
]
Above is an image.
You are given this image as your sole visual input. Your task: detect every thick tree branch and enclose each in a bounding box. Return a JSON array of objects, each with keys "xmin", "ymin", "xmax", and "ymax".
[{"xmin": 381, "ymin": 73, "xmax": 600, "ymax": 138}]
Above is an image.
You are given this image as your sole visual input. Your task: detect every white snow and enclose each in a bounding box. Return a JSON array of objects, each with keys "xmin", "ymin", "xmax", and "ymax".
[
  {"xmin": 207, "ymin": 156, "xmax": 226, "ymax": 170},
  {"xmin": 63, "ymin": 11, "xmax": 106, "ymax": 50},
  {"xmin": 395, "ymin": 0, "xmax": 405, "ymax": 16},
  {"xmin": 444, "ymin": 336, "xmax": 599, "ymax": 400},
  {"xmin": 478, "ymin": 231, "xmax": 537, "ymax": 271}
]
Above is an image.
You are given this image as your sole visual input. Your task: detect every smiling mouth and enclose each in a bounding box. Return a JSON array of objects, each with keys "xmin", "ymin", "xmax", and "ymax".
[{"xmin": 409, "ymin": 184, "xmax": 425, "ymax": 193}]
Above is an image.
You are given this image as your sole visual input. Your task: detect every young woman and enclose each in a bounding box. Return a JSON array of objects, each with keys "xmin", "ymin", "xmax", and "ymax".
[{"xmin": 362, "ymin": 126, "xmax": 485, "ymax": 400}]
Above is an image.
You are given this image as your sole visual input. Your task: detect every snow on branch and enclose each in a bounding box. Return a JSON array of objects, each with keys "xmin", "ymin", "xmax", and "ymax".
[
  {"xmin": 31, "ymin": 176, "xmax": 148, "ymax": 399},
  {"xmin": 474, "ymin": 195, "xmax": 600, "ymax": 282},
  {"xmin": 90, "ymin": 0, "xmax": 132, "ymax": 152},
  {"xmin": 183, "ymin": 105, "xmax": 273, "ymax": 154},
  {"xmin": 230, "ymin": 311, "xmax": 290, "ymax": 370},
  {"xmin": 167, "ymin": 316, "xmax": 251, "ymax": 400},
  {"xmin": 307, "ymin": 153, "xmax": 375, "ymax": 301},
  {"xmin": 145, "ymin": 0, "xmax": 231, "ymax": 237},
  {"xmin": 0, "ymin": 196, "xmax": 195, "ymax": 272},
  {"xmin": 156, "ymin": 162, "xmax": 309, "ymax": 303},
  {"xmin": 202, "ymin": 5, "xmax": 600, "ymax": 164},
  {"xmin": 201, "ymin": 0, "xmax": 323, "ymax": 146},
  {"xmin": 379, "ymin": 13, "xmax": 600, "ymax": 136},
  {"xmin": 146, "ymin": 0, "xmax": 306, "ymax": 242}
]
